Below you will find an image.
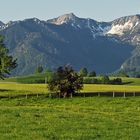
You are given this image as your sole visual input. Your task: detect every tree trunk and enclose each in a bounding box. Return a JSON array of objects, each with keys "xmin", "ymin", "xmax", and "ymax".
[
  {"xmin": 63, "ymin": 92, "xmax": 67, "ymax": 98},
  {"xmin": 70, "ymin": 93, "xmax": 73, "ymax": 98}
]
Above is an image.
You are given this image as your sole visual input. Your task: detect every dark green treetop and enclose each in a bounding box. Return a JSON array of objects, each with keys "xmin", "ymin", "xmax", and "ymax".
[
  {"xmin": 79, "ymin": 67, "xmax": 88, "ymax": 77},
  {"xmin": 0, "ymin": 35, "xmax": 17, "ymax": 79},
  {"xmin": 48, "ymin": 65, "xmax": 83, "ymax": 98}
]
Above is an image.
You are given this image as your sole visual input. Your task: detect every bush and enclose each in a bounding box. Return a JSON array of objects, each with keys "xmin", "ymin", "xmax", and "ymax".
[
  {"xmin": 34, "ymin": 79, "xmax": 45, "ymax": 83},
  {"xmin": 35, "ymin": 66, "xmax": 43, "ymax": 74},
  {"xmin": 88, "ymin": 71, "xmax": 96, "ymax": 77},
  {"xmin": 84, "ymin": 76, "xmax": 122, "ymax": 85},
  {"xmin": 110, "ymin": 78, "xmax": 122, "ymax": 85},
  {"xmin": 83, "ymin": 77, "xmax": 98, "ymax": 84},
  {"xmin": 100, "ymin": 75, "xmax": 110, "ymax": 84},
  {"xmin": 79, "ymin": 68, "xmax": 88, "ymax": 77},
  {"xmin": 116, "ymin": 71, "xmax": 129, "ymax": 77}
]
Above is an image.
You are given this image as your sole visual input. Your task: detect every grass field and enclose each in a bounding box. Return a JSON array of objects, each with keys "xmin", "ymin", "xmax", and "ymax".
[
  {"xmin": 111, "ymin": 77, "xmax": 140, "ymax": 85},
  {"xmin": 0, "ymin": 78, "xmax": 140, "ymax": 139},
  {"xmin": 0, "ymin": 96, "xmax": 140, "ymax": 140},
  {"xmin": 0, "ymin": 73, "xmax": 48, "ymax": 84},
  {"xmin": 1, "ymin": 74, "xmax": 140, "ymax": 85},
  {"xmin": 0, "ymin": 83, "xmax": 140, "ymax": 97}
]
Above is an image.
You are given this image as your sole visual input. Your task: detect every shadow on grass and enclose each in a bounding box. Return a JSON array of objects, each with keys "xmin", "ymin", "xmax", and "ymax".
[
  {"xmin": 75, "ymin": 92, "xmax": 140, "ymax": 97},
  {"xmin": 0, "ymin": 89, "xmax": 12, "ymax": 92},
  {"xmin": 122, "ymin": 81, "xmax": 134, "ymax": 85},
  {"xmin": 0, "ymin": 91, "xmax": 140, "ymax": 99}
]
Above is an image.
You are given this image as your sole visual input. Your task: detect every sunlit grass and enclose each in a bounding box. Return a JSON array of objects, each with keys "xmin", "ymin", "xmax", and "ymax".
[
  {"xmin": 0, "ymin": 83, "xmax": 48, "ymax": 97},
  {"xmin": 0, "ymin": 82, "xmax": 140, "ymax": 139},
  {"xmin": 0, "ymin": 97, "xmax": 140, "ymax": 139},
  {"xmin": 83, "ymin": 84, "xmax": 140, "ymax": 93},
  {"xmin": 0, "ymin": 83, "xmax": 140, "ymax": 98}
]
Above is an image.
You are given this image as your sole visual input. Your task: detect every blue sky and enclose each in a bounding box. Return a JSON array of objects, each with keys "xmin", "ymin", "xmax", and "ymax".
[{"xmin": 1, "ymin": 0, "xmax": 140, "ymax": 23}]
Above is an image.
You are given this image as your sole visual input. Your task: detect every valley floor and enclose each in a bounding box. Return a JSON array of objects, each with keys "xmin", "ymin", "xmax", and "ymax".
[
  {"xmin": 0, "ymin": 83, "xmax": 140, "ymax": 97},
  {"xmin": 0, "ymin": 82, "xmax": 140, "ymax": 139}
]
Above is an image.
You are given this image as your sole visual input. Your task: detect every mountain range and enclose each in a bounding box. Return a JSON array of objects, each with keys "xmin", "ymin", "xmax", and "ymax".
[{"xmin": 0, "ymin": 13, "xmax": 140, "ymax": 76}]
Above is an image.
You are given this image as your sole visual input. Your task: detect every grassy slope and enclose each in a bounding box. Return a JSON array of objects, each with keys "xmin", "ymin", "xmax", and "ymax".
[
  {"xmin": 1, "ymin": 74, "xmax": 140, "ymax": 85},
  {"xmin": 0, "ymin": 73, "xmax": 47, "ymax": 83},
  {"xmin": 0, "ymin": 75, "xmax": 140, "ymax": 97},
  {"xmin": 110, "ymin": 77, "xmax": 140, "ymax": 86},
  {"xmin": 0, "ymin": 97, "xmax": 140, "ymax": 140},
  {"xmin": 121, "ymin": 77, "xmax": 140, "ymax": 85}
]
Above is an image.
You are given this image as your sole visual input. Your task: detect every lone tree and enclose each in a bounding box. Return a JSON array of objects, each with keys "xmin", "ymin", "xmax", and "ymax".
[
  {"xmin": 35, "ymin": 66, "xmax": 43, "ymax": 74},
  {"xmin": 79, "ymin": 67, "xmax": 88, "ymax": 77},
  {"xmin": 88, "ymin": 70, "xmax": 96, "ymax": 77},
  {"xmin": 48, "ymin": 65, "xmax": 83, "ymax": 98},
  {"xmin": 0, "ymin": 35, "xmax": 17, "ymax": 79}
]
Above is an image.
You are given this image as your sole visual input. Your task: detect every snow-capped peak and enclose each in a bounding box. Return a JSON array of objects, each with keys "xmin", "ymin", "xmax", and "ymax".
[
  {"xmin": 47, "ymin": 13, "xmax": 112, "ymax": 38},
  {"xmin": 47, "ymin": 13, "xmax": 77, "ymax": 25}
]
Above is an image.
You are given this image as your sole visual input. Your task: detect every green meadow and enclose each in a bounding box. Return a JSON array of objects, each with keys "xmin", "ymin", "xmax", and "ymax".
[
  {"xmin": 1, "ymin": 73, "xmax": 140, "ymax": 85},
  {"xmin": 0, "ymin": 76, "xmax": 140, "ymax": 139},
  {"xmin": 0, "ymin": 97, "xmax": 140, "ymax": 140},
  {"xmin": 0, "ymin": 83, "xmax": 140, "ymax": 98},
  {"xmin": 0, "ymin": 75, "xmax": 140, "ymax": 97}
]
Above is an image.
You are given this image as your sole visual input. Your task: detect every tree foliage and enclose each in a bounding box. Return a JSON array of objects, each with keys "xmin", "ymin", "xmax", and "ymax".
[
  {"xmin": 116, "ymin": 70, "xmax": 129, "ymax": 77},
  {"xmin": 48, "ymin": 65, "xmax": 83, "ymax": 98},
  {"xmin": 35, "ymin": 66, "xmax": 43, "ymax": 74},
  {"xmin": 0, "ymin": 35, "xmax": 17, "ymax": 79},
  {"xmin": 100, "ymin": 75, "xmax": 110, "ymax": 84},
  {"xmin": 79, "ymin": 67, "xmax": 88, "ymax": 77},
  {"xmin": 88, "ymin": 71, "xmax": 96, "ymax": 77}
]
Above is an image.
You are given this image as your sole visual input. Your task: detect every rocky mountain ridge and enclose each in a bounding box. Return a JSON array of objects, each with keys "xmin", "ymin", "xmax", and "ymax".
[{"xmin": 0, "ymin": 13, "xmax": 140, "ymax": 76}]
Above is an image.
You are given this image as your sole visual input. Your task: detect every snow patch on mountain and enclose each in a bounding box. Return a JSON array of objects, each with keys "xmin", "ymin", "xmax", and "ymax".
[
  {"xmin": 0, "ymin": 21, "xmax": 19, "ymax": 31},
  {"xmin": 89, "ymin": 24, "xmax": 111, "ymax": 37},
  {"xmin": 107, "ymin": 20, "xmax": 133, "ymax": 35},
  {"xmin": 98, "ymin": 25, "xmax": 111, "ymax": 35},
  {"xmin": 33, "ymin": 18, "xmax": 41, "ymax": 24},
  {"xmin": 0, "ymin": 21, "xmax": 4, "ymax": 27},
  {"xmin": 134, "ymin": 21, "xmax": 139, "ymax": 27}
]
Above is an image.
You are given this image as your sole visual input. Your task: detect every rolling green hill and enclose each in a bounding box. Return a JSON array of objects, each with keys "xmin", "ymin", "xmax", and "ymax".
[
  {"xmin": 0, "ymin": 73, "xmax": 47, "ymax": 83},
  {"xmin": 1, "ymin": 74, "xmax": 140, "ymax": 85}
]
